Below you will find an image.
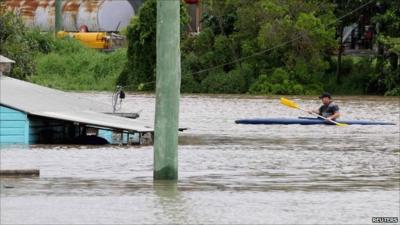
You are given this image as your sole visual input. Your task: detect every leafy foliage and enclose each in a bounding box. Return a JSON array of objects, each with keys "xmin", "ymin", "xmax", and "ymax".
[
  {"xmin": 0, "ymin": 11, "xmax": 36, "ymax": 79},
  {"xmin": 372, "ymin": 1, "xmax": 400, "ymax": 95},
  {"xmin": 118, "ymin": 0, "xmax": 189, "ymax": 91},
  {"xmin": 115, "ymin": 0, "xmax": 399, "ymax": 95},
  {"xmin": 181, "ymin": 0, "xmax": 336, "ymax": 94},
  {"xmin": 2, "ymin": 1, "xmax": 398, "ymax": 95}
]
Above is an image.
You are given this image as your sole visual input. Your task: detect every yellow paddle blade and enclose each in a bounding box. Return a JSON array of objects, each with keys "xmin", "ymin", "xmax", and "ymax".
[
  {"xmin": 335, "ymin": 122, "xmax": 348, "ymax": 126},
  {"xmin": 280, "ymin": 97, "xmax": 300, "ymax": 109}
]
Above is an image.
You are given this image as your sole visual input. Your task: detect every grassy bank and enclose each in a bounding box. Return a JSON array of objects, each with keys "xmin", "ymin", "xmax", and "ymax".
[
  {"xmin": 0, "ymin": 10, "xmax": 125, "ymax": 91},
  {"xmin": 30, "ymin": 38, "xmax": 127, "ymax": 91}
]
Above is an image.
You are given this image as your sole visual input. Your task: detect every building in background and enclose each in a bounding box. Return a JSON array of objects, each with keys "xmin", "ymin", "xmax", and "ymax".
[{"xmin": 1, "ymin": 0, "xmax": 143, "ymax": 32}]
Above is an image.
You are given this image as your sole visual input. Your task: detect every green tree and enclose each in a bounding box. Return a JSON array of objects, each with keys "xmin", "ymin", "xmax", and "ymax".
[
  {"xmin": 182, "ymin": 0, "xmax": 336, "ymax": 94},
  {"xmin": 117, "ymin": 0, "xmax": 157, "ymax": 90},
  {"xmin": 0, "ymin": 10, "xmax": 58, "ymax": 79},
  {"xmin": 118, "ymin": 0, "xmax": 189, "ymax": 91},
  {"xmin": 372, "ymin": 1, "xmax": 400, "ymax": 95},
  {"xmin": 118, "ymin": 0, "xmax": 398, "ymax": 95},
  {"xmin": 0, "ymin": 11, "xmax": 35, "ymax": 79}
]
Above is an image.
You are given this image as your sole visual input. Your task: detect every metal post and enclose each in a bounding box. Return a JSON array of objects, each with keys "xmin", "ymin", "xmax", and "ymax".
[
  {"xmin": 336, "ymin": 25, "xmax": 344, "ymax": 84},
  {"xmin": 153, "ymin": 0, "xmax": 181, "ymax": 180},
  {"xmin": 55, "ymin": 0, "xmax": 62, "ymax": 33}
]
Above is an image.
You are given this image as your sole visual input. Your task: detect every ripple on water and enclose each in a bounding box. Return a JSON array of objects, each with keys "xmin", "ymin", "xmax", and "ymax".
[{"xmin": 1, "ymin": 94, "xmax": 399, "ymax": 224}]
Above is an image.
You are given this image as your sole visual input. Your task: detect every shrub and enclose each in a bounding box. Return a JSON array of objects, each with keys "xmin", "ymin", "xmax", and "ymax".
[
  {"xmin": 385, "ymin": 87, "xmax": 400, "ymax": 96},
  {"xmin": 24, "ymin": 29, "xmax": 56, "ymax": 54},
  {"xmin": 117, "ymin": 0, "xmax": 189, "ymax": 91},
  {"xmin": 201, "ymin": 69, "xmax": 247, "ymax": 93},
  {"xmin": 270, "ymin": 68, "xmax": 289, "ymax": 83},
  {"xmin": 249, "ymin": 74, "xmax": 271, "ymax": 94},
  {"xmin": 0, "ymin": 11, "xmax": 34, "ymax": 79},
  {"xmin": 181, "ymin": 72, "xmax": 201, "ymax": 93},
  {"xmin": 249, "ymin": 68, "xmax": 306, "ymax": 95}
]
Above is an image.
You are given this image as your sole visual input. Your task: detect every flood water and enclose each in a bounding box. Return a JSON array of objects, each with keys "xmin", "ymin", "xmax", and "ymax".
[{"xmin": 1, "ymin": 94, "xmax": 399, "ymax": 224}]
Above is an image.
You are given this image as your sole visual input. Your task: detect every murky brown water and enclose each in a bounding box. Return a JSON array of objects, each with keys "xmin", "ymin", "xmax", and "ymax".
[{"xmin": 1, "ymin": 94, "xmax": 399, "ymax": 224}]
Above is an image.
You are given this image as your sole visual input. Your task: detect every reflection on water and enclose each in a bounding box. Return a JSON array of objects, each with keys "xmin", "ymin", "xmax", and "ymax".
[{"xmin": 1, "ymin": 94, "xmax": 399, "ymax": 224}]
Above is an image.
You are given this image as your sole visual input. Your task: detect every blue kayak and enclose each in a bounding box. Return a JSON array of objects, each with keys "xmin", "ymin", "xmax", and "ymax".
[{"xmin": 235, "ymin": 117, "xmax": 396, "ymax": 125}]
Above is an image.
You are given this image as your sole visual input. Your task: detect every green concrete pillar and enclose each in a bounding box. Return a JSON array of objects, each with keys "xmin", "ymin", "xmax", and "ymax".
[
  {"xmin": 154, "ymin": 0, "xmax": 181, "ymax": 180},
  {"xmin": 55, "ymin": 0, "xmax": 62, "ymax": 33},
  {"xmin": 153, "ymin": 0, "xmax": 181, "ymax": 180}
]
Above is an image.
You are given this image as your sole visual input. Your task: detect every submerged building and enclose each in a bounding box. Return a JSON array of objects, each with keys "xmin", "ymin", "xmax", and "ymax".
[{"xmin": 0, "ymin": 76, "xmax": 153, "ymax": 146}]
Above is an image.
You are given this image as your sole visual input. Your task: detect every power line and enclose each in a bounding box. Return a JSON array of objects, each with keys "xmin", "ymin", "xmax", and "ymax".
[
  {"xmin": 188, "ymin": 0, "xmax": 375, "ymax": 77},
  {"xmin": 189, "ymin": 37, "xmax": 302, "ymax": 76},
  {"xmin": 121, "ymin": 0, "xmax": 376, "ymax": 90}
]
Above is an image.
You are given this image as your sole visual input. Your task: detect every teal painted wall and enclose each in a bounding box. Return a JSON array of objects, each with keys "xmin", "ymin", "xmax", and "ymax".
[
  {"xmin": 0, "ymin": 106, "xmax": 71, "ymax": 145},
  {"xmin": 98, "ymin": 129, "xmax": 113, "ymax": 144},
  {"xmin": 98, "ymin": 130, "xmax": 140, "ymax": 144},
  {"xmin": 0, "ymin": 105, "xmax": 29, "ymax": 145}
]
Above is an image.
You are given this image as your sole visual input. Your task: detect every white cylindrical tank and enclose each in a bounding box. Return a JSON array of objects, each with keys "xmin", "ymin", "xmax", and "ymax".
[
  {"xmin": 2, "ymin": 0, "xmax": 143, "ymax": 32},
  {"xmin": 98, "ymin": 0, "xmax": 137, "ymax": 31}
]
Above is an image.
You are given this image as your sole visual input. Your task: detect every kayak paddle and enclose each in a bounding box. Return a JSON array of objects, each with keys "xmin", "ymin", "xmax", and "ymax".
[{"xmin": 280, "ymin": 97, "xmax": 348, "ymax": 126}]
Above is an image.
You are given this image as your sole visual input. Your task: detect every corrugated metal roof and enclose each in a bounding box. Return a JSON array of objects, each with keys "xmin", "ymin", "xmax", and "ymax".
[{"xmin": 0, "ymin": 76, "xmax": 153, "ymax": 132}]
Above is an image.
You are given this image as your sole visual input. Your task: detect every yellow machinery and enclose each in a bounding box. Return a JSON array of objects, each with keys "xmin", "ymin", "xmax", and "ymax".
[{"xmin": 57, "ymin": 31, "xmax": 112, "ymax": 49}]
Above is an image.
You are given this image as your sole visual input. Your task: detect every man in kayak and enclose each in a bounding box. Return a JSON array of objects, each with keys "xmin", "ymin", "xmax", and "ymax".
[{"xmin": 308, "ymin": 92, "xmax": 340, "ymax": 120}]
